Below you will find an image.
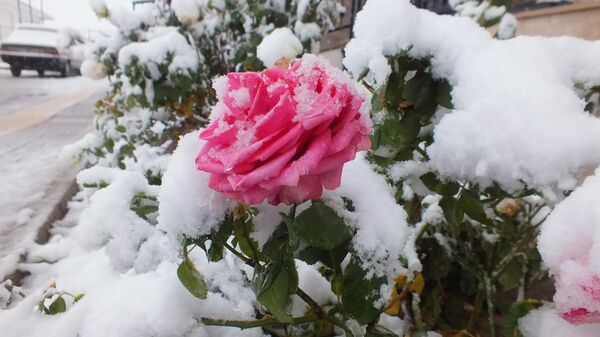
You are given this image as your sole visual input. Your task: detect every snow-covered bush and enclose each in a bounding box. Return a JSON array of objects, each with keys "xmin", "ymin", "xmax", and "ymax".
[
  {"xmin": 339, "ymin": 0, "xmax": 600, "ymax": 336},
  {"xmin": 77, "ymin": 0, "xmax": 341, "ymax": 172}
]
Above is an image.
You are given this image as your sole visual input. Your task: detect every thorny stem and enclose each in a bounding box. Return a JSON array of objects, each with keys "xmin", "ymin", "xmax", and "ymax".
[
  {"xmin": 412, "ymin": 293, "xmax": 425, "ymax": 333},
  {"xmin": 296, "ymin": 288, "xmax": 354, "ymax": 337},
  {"xmin": 201, "ymin": 314, "xmax": 317, "ymax": 329},
  {"xmin": 517, "ymin": 257, "xmax": 527, "ymax": 302},
  {"xmin": 296, "ymin": 288, "xmax": 322, "ymax": 313},
  {"xmin": 223, "ymin": 242, "xmax": 255, "ymax": 267},
  {"xmin": 484, "ymin": 276, "xmax": 496, "ymax": 337},
  {"xmin": 466, "ymin": 286, "xmax": 485, "ymax": 332},
  {"xmin": 413, "ymin": 145, "xmax": 429, "ymax": 160}
]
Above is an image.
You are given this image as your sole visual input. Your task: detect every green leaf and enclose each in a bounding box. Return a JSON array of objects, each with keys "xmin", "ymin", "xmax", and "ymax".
[
  {"xmin": 177, "ymin": 255, "xmax": 208, "ymax": 299},
  {"xmin": 384, "ymin": 71, "xmax": 405, "ymax": 109},
  {"xmin": 420, "ymin": 172, "xmax": 459, "ymax": 196},
  {"xmin": 297, "ymin": 241, "xmax": 349, "ymax": 272},
  {"xmin": 207, "ymin": 216, "xmax": 234, "ymax": 262},
  {"xmin": 132, "ymin": 205, "xmax": 158, "ymax": 219},
  {"xmin": 420, "ymin": 237, "xmax": 452, "ymax": 281},
  {"xmin": 116, "ymin": 125, "xmax": 127, "ymax": 133},
  {"xmin": 439, "ymin": 196, "xmax": 464, "ymax": 227},
  {"xmin": 293, "ymin": 201, "xmax": 351, "ymax": 250},
  {"xmin": 47, "ymin": 296, "xmax": 67, "ymax": 315},
  {"xmin": 377, "ymin": 112, "xmax": 420, "ymax": 150},
  {"xmin": 252, "ymin": 255, "xmax": 298, "ymax": 323},
  {"xmin": 459, "ymin": 190, "xmax": 490, "ymax": 224},
  {"xmin": 119, "ymin": 144, "xmax": 133, "ymax": 156},
  {"xmin": 414, "ymin": 76, "xmax": 437, "ymax": 116},
  {"xmin": 106, "ymin": 138, "xmax": 114, "ymax": 153},
  {"xmin": 435, "ymin": 80, "xmax": 453, "ymax": 109},
  {"xmin": 398, "ymin": 114, "xmax": 421, "ymax": 145},
  {"xmin": 233, "ymin": 217, "xmax": 262, "ymax": 261},
  {"xmin": 498, "ymin": 259, "xmax": 523, "ymax": 291},
  {"xmin": 502, "ymin": 299, "xmax": 542, "ymax": 337},
  {"xmin": 341, "ymin": 257, "xmax": 386, "ymax": 325},
  {"xmin": 402, "ymin": 73, "xmax": 427, "ymax": 103}
]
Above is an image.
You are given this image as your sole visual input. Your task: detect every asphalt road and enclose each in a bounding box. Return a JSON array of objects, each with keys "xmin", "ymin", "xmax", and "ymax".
[
  {"xmin": 0, "ymin": 69, "xmax": 106, "ymax": 278},
  {"xmin": 0, "ymin": 69, "xmax": 105, "ymax": 153},
  {"xmin": 0, "ymin": 70, "xmax": 98, "ymax": 117}
]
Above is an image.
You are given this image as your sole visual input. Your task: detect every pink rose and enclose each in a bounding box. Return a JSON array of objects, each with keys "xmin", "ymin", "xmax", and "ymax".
[{"xmin": 195, "ymin": 54, "xmax": 371, "ymax": 205}]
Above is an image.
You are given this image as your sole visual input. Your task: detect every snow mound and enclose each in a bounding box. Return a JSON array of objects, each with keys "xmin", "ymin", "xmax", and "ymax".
[
  {"xmin": 344, "ymin": 0, "xmax": 600, "ymax": 198},
  {"xmin": 158, "ymin": 131, "xmax": 235, "ymax": 241},
  {"xmin": 257, "ymin": 27, "xmax": 303, "ymax": 67}
]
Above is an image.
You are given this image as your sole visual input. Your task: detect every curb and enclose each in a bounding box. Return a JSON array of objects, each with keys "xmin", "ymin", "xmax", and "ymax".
[
  {"xmin": 7, "ymin": 172, "xmax": 81, "ymax": 286},
  {"xmin": 35, "ymin": 179, "xmax": 80, "ymax": 245}
]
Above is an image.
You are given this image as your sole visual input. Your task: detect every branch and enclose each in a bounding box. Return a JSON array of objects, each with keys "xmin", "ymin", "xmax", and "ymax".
[
  {"xmin": 295, "ymin": 288, "xmax": 355, "ymax": 337},
  {"xmin": 201, "ymin": 314, "xmax": 316, "ymax": 330},
  {"xmin": 223, "ymin": 242, "xmax": 255, "ymax": 267}
]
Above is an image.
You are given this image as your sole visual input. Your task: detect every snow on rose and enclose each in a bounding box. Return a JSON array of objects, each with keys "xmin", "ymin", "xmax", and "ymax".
[{"xmin": 195, "ymin": 54, "xmax": 372, "ymax": 205}]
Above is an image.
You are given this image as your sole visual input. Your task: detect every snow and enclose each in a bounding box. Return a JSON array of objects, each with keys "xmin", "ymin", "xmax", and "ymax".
[
  {"xmin": 325, "ymin": 154, "xmax": 412, "ymax": 278},
  {"xmin": 538, "ymin": 171, "xmax": 600, "ymax": 273},
  {"xmin": 536, "ymin": 171, "xmax": 600, "ymax": 324},
  {"xmin": 497, "ymin": 13, "xmax": 518, "ymax": 40},
  {"xmin": 257, "ymin": 27, "xmax": 303, "ymax": 67},
  {"xmin": 345, "ymin": 0, "xmax": 600, "ymax": 199},
  {"xmin": 2, "ymin": 25, "xmax": 62, "ymax": 49},
  {"xmin": 80, "ymin": 60, "xmax": 107, "ymax": 80},
  {"xmin": 520, "ymin": 305, "xmax": 600, "ymax": 337},
  {"xmin": 118, "ymin": 31, "xmax": 199, "ymax": 75},
  {"xmin": 106, "ymin": 6, "xmax": 144, "ymax": 32},
  {"xmin": 2, "ymin": 127, "xmax": 372, "ymax": 336},
  {"xmin": 171, "ymin": 0, "xmax": 205, "ymax": 25},
  {"xmin": 0, "ymin": 160, "xmax": 265, "ymax": 337},
  {"xmin": 88, "ymin": 0, "xmax": 109, "ymax": 18},
  {"xmin": 0, "ymin": 74, "xmax": 102, "ymax": 280},
  {"xmin": 294, "ymin": 21, "xmax": 321, "ymax": 42},
  {"xmin": 158, "ymin": 131, "xmax": 235, "ymax": 242}
]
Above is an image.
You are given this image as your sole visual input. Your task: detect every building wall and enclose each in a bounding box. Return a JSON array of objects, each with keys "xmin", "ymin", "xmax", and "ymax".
[
  {"xmin": 0, "ymin": 0, "xmax": 50, "ymax": 40},
  {"xmin": 511, "ymin": 0, "xmax": 600, "ymax": 40}
]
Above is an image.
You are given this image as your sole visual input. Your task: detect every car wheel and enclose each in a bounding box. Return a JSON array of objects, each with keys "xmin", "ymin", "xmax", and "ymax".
[
  {"xmin": 61, "ymin": 62, "xmax": 71, "ymax": 78},
  {"xmin": 10, "ymin": 67, "xmax": 21, "ymax": 77},
  {"xmin": 37, "ymin": 69, "xmax": 45, "ymax": 78}
]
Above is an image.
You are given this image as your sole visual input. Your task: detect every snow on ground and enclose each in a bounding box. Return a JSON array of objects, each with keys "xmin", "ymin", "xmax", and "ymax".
[{"xmin": 0, "ymin": 73, "xmax": 105, "ymax": 279}]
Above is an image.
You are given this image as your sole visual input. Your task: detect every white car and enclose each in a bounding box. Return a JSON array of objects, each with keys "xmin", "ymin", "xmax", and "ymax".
[{"xmin": 0, "ymin": 24, "xmax": 85, "ymax": 78}]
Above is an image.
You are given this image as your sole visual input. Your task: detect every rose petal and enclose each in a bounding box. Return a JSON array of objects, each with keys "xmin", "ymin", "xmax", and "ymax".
[
  {"xmin": 228, "ymin": 146, "xmax": 297, "ymax": 190},
  {"xmin": 258, "ymin": 123, "xmax": 304, "ymax": 161},
  {"xmin": 217, "ymin": 139, "xmax": 265, "ymax": 170},
  {"xmin": 273, "ymin": 175, "xmax": 322, "ymax": 205},
  {"xmin": 261, "ymin": 129, "xmax": 332, "ymax": 189},
  {"xmin": 330, "ymin": 122, "xmax": 361, "ymax": 153},
  {"xmin": 254, "ymin": 92, "xmax": 296, "ymax": 139},
  {"xmin": 320, "ymin": 167, "xmax": 343, "ymax": 190},
  {"xmin": 560, "ymin": 307, "xmax": 600, "ymax": 325},
  {"xmin": 224, "ymin": 185, "xmax": 275, "ymax": 205}
]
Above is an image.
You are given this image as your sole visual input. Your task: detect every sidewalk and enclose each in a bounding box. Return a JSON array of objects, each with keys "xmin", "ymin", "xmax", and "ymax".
[{"xmin": 0, "ymin": 87, "xmax": 103, "ymax": 280}]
